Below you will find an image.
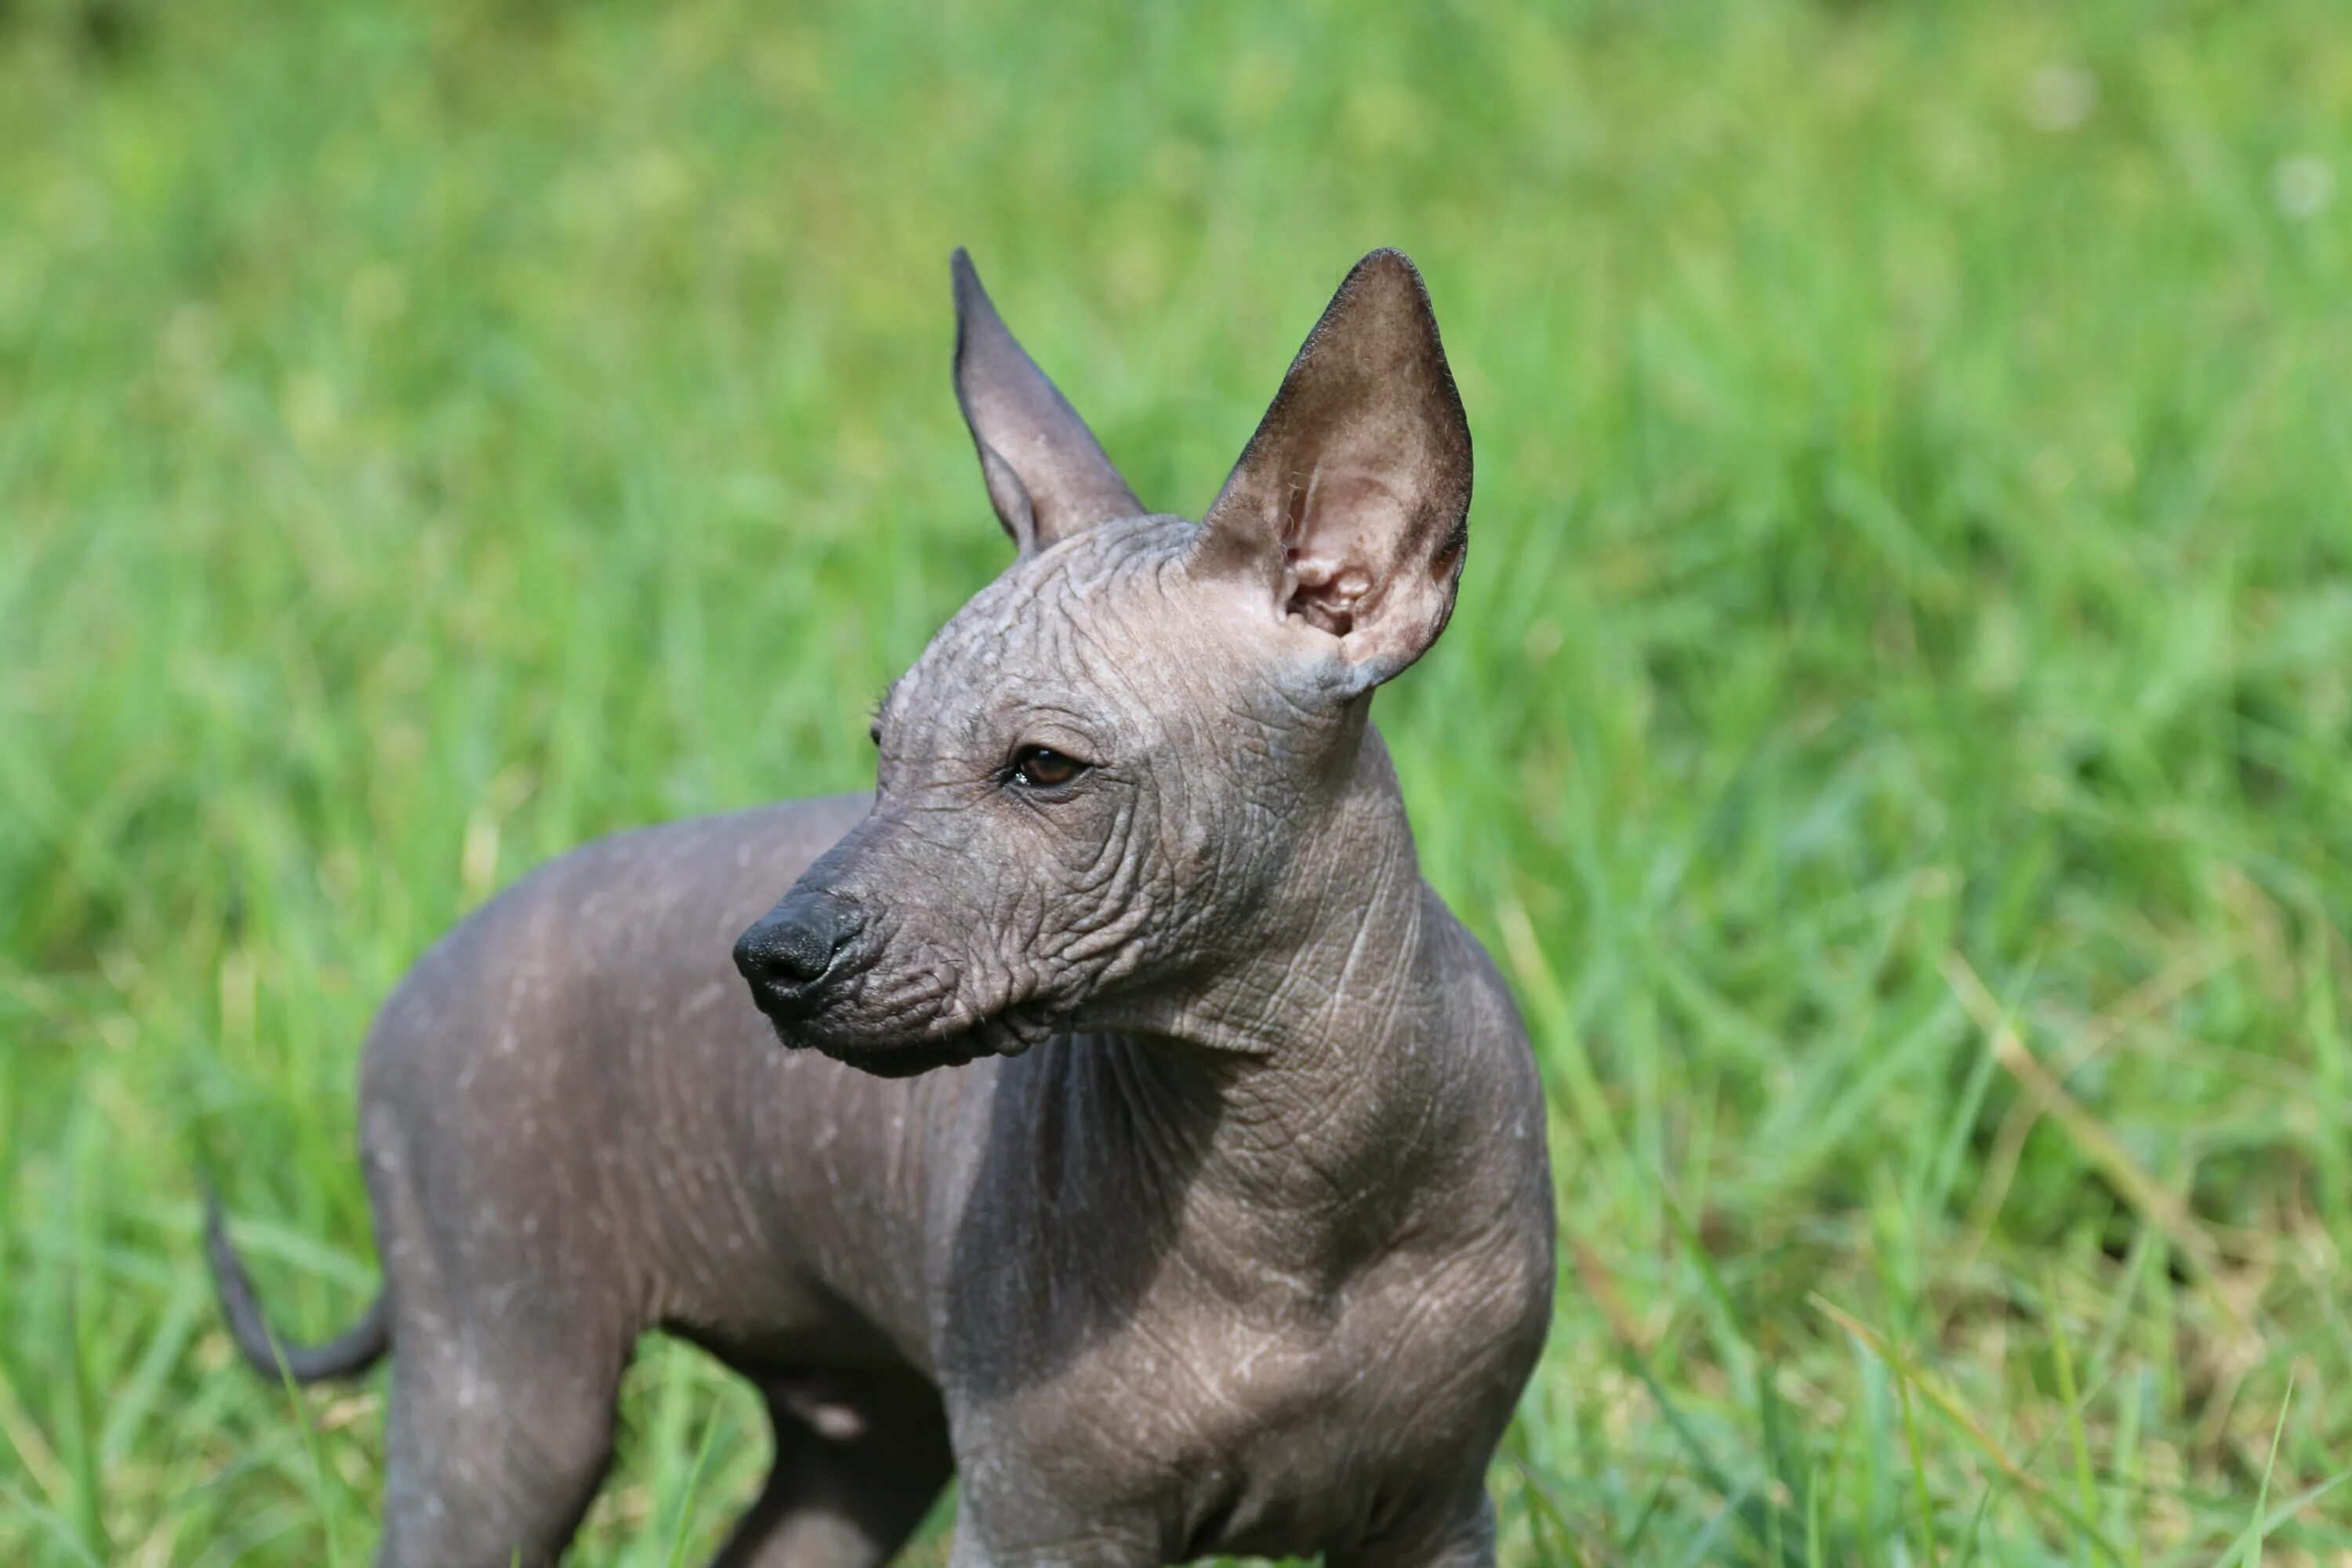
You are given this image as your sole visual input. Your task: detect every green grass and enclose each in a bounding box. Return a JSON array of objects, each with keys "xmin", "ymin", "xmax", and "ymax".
[{"xmin": 5, "ymin": 0, "xmax": 2350, "ymax": 1561}]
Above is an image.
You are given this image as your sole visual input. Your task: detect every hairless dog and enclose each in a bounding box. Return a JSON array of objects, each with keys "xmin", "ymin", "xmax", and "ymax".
[{"xmin": 209, "ymin": 248, "xmax": 1555, "ymax": 1567}]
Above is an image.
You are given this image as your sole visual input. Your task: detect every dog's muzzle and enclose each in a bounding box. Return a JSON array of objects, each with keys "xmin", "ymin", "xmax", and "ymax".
[{"xmin": 733, "ymin": 891, "xmax": 853, "ymax": 1024}]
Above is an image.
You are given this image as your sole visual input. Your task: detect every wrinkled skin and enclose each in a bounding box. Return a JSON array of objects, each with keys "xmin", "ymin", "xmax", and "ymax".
[
  {"xmin": 209, "ymin": 249, "xmax": 1555, "ymax": 1568},
  {"xmin": 771, "ymin": 519, "xmax": 1352, "ymax": 1068}
]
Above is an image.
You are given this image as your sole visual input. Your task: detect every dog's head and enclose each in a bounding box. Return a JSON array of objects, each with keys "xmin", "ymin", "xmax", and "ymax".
[{"xmin": 735, "ymin": 249, "xmax": 1473, "ymax": 1076}]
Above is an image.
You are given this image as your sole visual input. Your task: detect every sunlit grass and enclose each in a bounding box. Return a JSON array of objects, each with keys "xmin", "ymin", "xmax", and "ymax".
[{"xmin": 3, "ymin": 0, "xmax": 2350, "ymax": 1562}]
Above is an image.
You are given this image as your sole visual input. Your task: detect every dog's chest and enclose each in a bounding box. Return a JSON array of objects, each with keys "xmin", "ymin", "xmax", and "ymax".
[
  {"xmin": 949, "ymin": 1219, "xmax": 1548, "ymax": 1558},
  {"xmin": 930, "ymin": 1033, "xmax": 1552, "ymax": 1555}
]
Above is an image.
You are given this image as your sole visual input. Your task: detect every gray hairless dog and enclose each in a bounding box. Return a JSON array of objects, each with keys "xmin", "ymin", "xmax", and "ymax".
[{"xmin": 208, "ymin": 249, "xmax": 1555, "ymax": 1567}]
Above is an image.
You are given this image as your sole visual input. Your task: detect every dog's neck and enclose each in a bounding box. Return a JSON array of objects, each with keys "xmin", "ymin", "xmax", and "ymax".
[
  {"xmin": 1134, "ymin": 717, "xmax": 1446, "ymax": 1041},
  {"xmin": 1063, "ymin": 720, "xmax": 1489, "ymax": 1293}
]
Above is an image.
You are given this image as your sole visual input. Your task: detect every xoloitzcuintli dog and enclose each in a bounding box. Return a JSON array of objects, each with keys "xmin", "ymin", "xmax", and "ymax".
[{"xmin": 209, "ymin": 248, "xmax": 1555, "ymax": 1567}]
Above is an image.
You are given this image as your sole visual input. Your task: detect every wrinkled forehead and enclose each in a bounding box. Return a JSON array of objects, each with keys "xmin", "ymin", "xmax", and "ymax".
[{"xmin": 884, "ymin": 515, "xmax": 1203, "ymax": 729}]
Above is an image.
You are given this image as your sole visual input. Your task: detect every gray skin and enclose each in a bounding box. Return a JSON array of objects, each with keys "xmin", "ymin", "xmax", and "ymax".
[{"xmin": 208, "ymin": 248, "xmax": 1556, "ymax": 1568}]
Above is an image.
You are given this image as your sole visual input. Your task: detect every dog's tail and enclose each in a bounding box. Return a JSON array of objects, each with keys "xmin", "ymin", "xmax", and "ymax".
[{"xmin": 202, "ymin": 1187, "xmax": 391, "ymax": 1383}]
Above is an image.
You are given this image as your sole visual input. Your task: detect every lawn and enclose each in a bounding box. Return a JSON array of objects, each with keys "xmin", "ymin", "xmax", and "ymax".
[{"xmin": 3, "ymin": 0, "xmax": 2350, "ymax": 1562}]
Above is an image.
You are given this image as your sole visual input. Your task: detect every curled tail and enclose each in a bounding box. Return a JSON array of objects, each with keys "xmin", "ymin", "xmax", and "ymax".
[{"xmin": 202, "ymin": 1188, "xmax": 390, "ymax": 1383}]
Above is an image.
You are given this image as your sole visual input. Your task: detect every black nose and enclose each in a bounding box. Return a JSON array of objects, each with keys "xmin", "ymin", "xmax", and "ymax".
[{"xmin": 733, "ymin": 893, "xmax": 850, "ymax": 1011}]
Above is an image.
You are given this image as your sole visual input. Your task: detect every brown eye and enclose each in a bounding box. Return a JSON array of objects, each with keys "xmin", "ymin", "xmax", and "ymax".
[{"xmin": 1010, "ymin": 746, "xmax": 1086, "ymax": 789}]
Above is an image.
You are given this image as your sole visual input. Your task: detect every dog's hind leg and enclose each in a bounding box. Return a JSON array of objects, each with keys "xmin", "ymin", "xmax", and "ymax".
[
  {"xmin": 708, "ymin": 1367, "xmax": 953, "ymax": 1568},
  {"xmin": 371, "ymin": 1316, "xmax": 630, "ymax": 1568}
]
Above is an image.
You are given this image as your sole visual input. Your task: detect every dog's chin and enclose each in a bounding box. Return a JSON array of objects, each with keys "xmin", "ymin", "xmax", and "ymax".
[
  {"xmin": 755, "ymin": 1004, "xmax": 1059, "ymax": 1079},
  {"xmin": 808, "ymin": 1034, "xmax": 989, "ymax": 1078}
]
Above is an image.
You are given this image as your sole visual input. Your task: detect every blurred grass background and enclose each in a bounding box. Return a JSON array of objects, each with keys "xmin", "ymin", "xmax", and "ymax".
[{"xmin": 4, "ymin": 0, "xmax": 2350, "ymax": 1562}]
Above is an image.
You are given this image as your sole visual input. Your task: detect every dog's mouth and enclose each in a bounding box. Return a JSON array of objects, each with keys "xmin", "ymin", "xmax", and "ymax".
[
  {"xmin": 750, "ymin": 991, "xmax": 1065, "ymax": 1077},
  {"xmin": 800, "ymin": 1033, "xmax": 991, "ymax": 1079}
]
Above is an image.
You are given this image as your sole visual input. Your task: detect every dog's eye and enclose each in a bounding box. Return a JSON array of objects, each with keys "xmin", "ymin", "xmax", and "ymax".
[{"xmin": 1009, "ymin": 746, "xmax": 1087, "ymax": 789}]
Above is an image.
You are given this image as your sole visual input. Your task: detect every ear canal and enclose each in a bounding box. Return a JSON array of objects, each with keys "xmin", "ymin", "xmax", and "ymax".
[
  {"xmin": 1196, "ymin": 249, "xmax": 1473, "ymax": 689},
  {"xmin": 950, "ymin": 249, "xmax": 1145, "ymax": 557}
]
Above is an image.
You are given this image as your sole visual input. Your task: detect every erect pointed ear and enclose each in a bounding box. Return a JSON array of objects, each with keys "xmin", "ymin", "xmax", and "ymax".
[
  {"xmin": 1195, "ymin": 249, "xmax": 1473, "ymax": 691},
  {"xmin": 950, "ymin": 249, "xmax": 1144, "ymax": 557}
]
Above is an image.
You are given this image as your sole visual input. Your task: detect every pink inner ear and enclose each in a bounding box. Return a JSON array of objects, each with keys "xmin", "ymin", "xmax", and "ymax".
[
  {"xmin": 1279, "ymin": 465, "xmax": 1406, "ymax": 637},
  {"xmin": 1285, "ymin": 551, "xmax": 1372, "ymax": 635}
]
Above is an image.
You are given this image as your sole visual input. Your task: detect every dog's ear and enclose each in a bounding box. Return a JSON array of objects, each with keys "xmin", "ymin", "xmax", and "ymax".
[
  {"xmin": 1196, "ymin": 249, "xmax": 1472, "ymax": 691},
  {"xmin": 951, "ymin": 249, "xmax": 1144, "ymax": 557}
]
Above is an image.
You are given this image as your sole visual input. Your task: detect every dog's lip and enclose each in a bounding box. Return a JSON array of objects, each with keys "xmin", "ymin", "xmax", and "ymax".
[
  {"xmin": 745, "ymin": 985, "xmax": 804, "ymax": 1022},
  {"xmin": 752, "ymin": 993, "xmax": 1063, "ymax": 1072},
  {"xmin": 757, "ymin": 1013, "xmax": 992, "ymax": 1078},
  {"xmin": 808, "ymin": 1035, "xmax": 989, "ymax": 1078}
]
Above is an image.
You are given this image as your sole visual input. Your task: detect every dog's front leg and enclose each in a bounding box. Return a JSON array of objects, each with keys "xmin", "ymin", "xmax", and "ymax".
[
  {"xmin": 942, "ymin": 1508, "xmax": 1162, "ymax": 1568},
  {"xmin": 1327, "ymin": 1490, "xmax": 1499, "ymax": 1568}
]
